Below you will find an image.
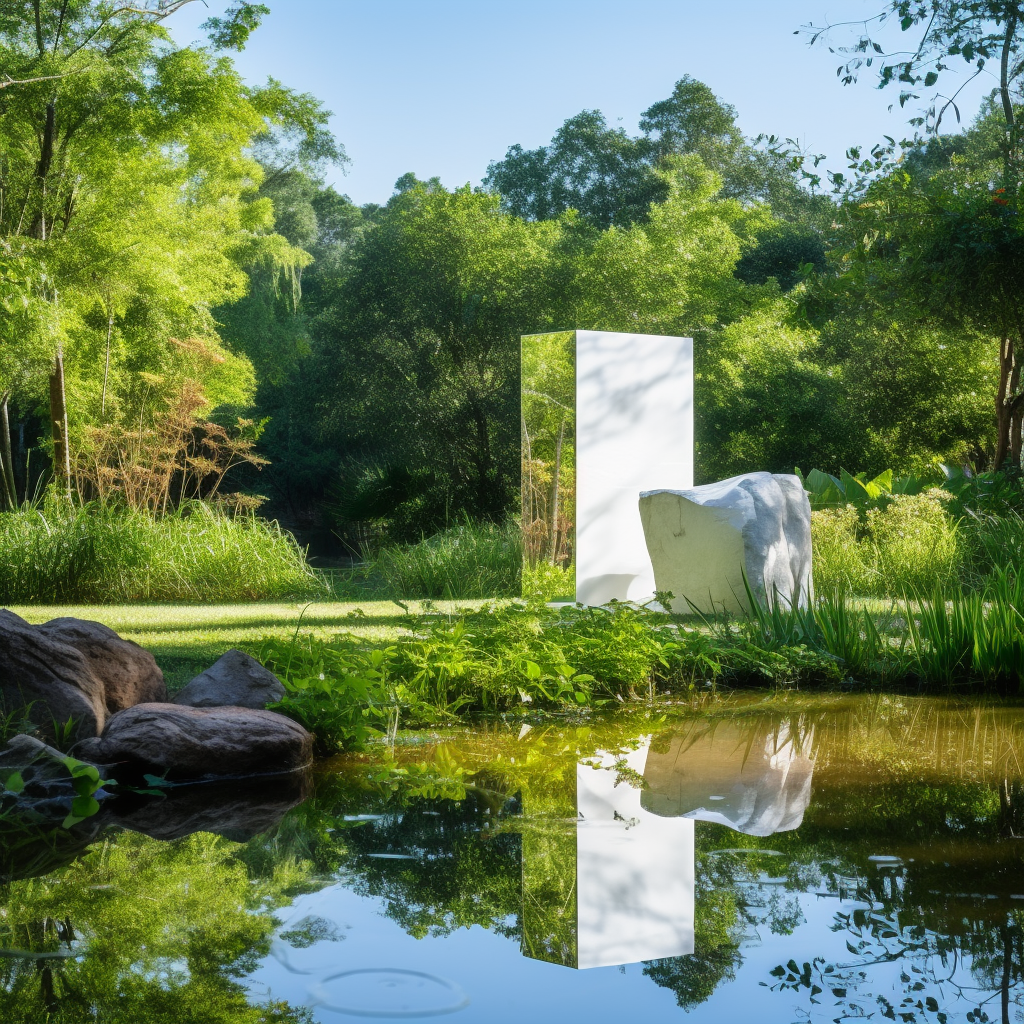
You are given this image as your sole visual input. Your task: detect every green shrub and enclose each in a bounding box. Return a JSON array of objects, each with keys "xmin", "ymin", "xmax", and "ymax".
[
  {"xmin": 810, "ymin": 506, "xmax": 871, "ymax": 597},
  {"xmin": 0, "ymin": 499, "xmax": 324, "ymax": 603},
  {"xmin": 371, "ymin": 520, "xmax": 520, "ymax": 599},
  {"xmin": 522, "ymin": 561, "xmax": 574, "ymax": 601},
  {"xmin": 811, "ymin": 491, "xmax": 964, "ymax": 598},
  {"xmin": 865, "ymin": 491, "xmax": 963, "ymax": 595}
]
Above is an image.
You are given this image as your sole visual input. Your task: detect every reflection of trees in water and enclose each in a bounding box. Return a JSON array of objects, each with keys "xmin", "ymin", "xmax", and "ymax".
[
  {"xmin": 766, "ymin": 876, "xmax": 1024, "ymax": 1023},
  {"xmin": 7, "ymin": 705, "xmax": 1024, "ymax": 1019},
  {"xmin": 337, "ymin": 786, "xmax": 523, "ymax": 941},
  {"xmin": 0, "ymin": 831, "xmax": 313, "ymax": 1023},
  {"xmin": 760, "ymin": 775, "xmax": 1024, "ymax": 1023},
  {"xmin": 642, "ymin": 831, "xmax": 811, "ymax": 1010},
  {"xmin": 637, "ymin": 702, "xmax": 1024, "ymax": 1019}
]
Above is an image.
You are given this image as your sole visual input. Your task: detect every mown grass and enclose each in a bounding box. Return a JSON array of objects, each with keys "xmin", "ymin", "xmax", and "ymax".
[{"xmin": 10, "ymin": 599, "xmax": 484, "ymax": 691}]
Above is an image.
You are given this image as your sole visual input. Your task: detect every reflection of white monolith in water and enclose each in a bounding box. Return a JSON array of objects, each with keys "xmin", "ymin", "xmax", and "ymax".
[{"xmin": 576, "ymin": 744, "xmax": 694, "ymax": 969}]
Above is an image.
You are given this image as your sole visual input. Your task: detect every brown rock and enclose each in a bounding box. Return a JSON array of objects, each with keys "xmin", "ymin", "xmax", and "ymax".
[
  {"xmin": 37, "ymin": 618, "xmax": 166, "ymax": 713},
  {"xmin": 77, "ymin": 703, "xmax": 313, "ymax": 779},
  {"xmin": 173, "ymin": 649, "xmax": 283, "ymax": 710},
  {"xmin": 0, "ymin": 609, "xmax": 107, "ymax": 739}
]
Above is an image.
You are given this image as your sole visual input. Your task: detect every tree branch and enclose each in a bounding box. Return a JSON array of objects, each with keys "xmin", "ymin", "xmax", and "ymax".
[
  {"xmin": 1000, "ymin": 6, "xmax": 1018, "ymax": 129},
  {"xmin": 0, "ymin": 68, "xmax": 93, "ymax": 91}
]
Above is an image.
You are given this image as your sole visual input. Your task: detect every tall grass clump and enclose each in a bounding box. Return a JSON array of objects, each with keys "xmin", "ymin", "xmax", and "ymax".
[
  {"xmin": 0, "ymin": 499, "xmax": 324, "ymax": 603},
  {"xmin": 371, "ymin": 520, "xmax": 520, "ymax": 599},
  {"xmin": 812, "ymin": 491, "xmax": 964, "ymax": 598},
  {"xmin": 961, "ymin": 510, "xmax": 1024, "ymax": 586}
]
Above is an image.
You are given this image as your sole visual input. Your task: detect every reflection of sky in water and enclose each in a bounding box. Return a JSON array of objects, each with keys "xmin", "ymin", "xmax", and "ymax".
[
  {"xmin": 249, "ymin": 870, "xmax": 998, "ymax": 1023},
  {"xmin": 242, "ymin": 708, "xmax": 1024, "ymax": 1022}
]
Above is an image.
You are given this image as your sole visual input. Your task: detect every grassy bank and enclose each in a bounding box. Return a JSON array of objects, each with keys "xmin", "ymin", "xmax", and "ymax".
[
  {"xmin": 10, "ymin": 599, "xmax": 483, "ymax": 690},
  {"xmin": 10, "ymin": 580, "xmax": 1024, "ymax": 755}
]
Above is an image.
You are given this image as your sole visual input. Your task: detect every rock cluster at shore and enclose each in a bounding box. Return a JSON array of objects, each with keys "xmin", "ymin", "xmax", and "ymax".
[{"xmin": 0, "ymin": 615, "xmax": 312, "ymax": 840}]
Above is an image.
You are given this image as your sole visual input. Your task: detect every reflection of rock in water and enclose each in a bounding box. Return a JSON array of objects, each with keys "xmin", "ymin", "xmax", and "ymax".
[
  {"xmin": 641, "ymin": 719, "xmax": 815, "ymax": 836},
  {"xmin": 102, "ymin": 770, "xmax": 311, "ymax": 842}
]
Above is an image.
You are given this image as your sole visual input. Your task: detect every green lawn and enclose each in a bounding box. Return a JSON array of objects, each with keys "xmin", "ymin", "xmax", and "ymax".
[{"xmin": 11, "ymin": 600, "xmax": 487, "ymax": 692}]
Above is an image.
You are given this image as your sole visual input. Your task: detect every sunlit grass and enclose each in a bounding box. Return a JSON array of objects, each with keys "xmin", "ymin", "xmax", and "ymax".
[{"xmin": 11, "ymin": 599, "xmax": 492, "ymax": 690}]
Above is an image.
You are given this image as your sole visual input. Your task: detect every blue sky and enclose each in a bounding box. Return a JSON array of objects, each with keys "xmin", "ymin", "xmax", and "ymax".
[{"xmin": 169, "ymin": 1, "xmax": 995, "ymax": 207}]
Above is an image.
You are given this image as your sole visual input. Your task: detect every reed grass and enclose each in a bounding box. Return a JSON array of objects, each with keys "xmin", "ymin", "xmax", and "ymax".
[
  {"xmin": 0, "ymin": 500, "xmax": 325, "ymax": 604},
  {"xmin": 369, "ymin": 520, "xmax": 520, "ymax": 600}
]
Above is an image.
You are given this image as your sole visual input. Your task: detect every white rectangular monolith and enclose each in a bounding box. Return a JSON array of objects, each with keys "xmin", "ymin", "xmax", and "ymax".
[{"xmin": 521, "ymin": 330, "xmax": 693, "ymax": 605}]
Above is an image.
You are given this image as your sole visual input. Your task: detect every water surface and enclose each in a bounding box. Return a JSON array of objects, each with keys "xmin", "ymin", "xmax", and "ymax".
[{"xmin": 4, "ymin": 694, "xmax": 1024, "ymax": 1023}]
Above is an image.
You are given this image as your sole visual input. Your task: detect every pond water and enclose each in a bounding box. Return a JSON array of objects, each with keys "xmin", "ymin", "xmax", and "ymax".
[{"xmin": 4, "ymin": 694, "xmax": 1024, "ymax": 1023}]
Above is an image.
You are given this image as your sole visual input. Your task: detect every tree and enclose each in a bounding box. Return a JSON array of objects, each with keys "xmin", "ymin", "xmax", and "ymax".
[
  {"xmin": 809, "ymin": 2, "xmax": 1024, "ymax": 467},
  {"xmin": 308, "ymin": 178, "xmax": 560, "ymax": 534},
  {"xmin": 484, "ymin": 76, "xmax": 829, "ymax": 230},
  {"xmin": 302, "ymin": 160, "xmax": 766, "ymax": 534},
  {"xmin": 0, "ymin": 0, "xmax": 337, "ymax": 495}
]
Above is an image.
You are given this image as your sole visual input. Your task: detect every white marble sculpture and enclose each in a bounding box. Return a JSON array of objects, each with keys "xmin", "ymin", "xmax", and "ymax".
[{"xmin": 639, "ymin": 471, "xmax": 813, "ymax": 614}]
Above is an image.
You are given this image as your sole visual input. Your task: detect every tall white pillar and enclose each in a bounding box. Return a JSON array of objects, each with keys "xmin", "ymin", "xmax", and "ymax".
[{"xmin": 522, "ymin": 330, "xmax": 693, "ymax": 605}]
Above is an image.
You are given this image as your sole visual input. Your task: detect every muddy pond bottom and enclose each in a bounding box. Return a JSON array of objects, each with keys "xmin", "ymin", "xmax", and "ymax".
[{"xmin": 4, "ymin": 694, "xmax": 1024, "ymax": 1023}]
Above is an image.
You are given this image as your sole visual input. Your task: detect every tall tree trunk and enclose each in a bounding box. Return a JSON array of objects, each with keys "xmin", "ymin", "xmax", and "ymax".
[
  {"xmin": 30, "ymin": 99, "xmax": 56, "ymax": 240},
  {"xmin": 1008, "ymin": 342, "xmax": 1023, "ymax": 469},
  {"xmin": 49, "ymin": 347, "xmax": 71, "ymax": 497},
  {"xmin": 101, "ymin": 309, "xmax": 113, "ymax": 418},
  {"xmin": 1001, "ymin": 920, "xmax": 1012, "ymax": 1024},
  {"xmin": 995, "ymin": 336, "xmax": 1018, "ymax": 469},
  {"xmin": 0, "ymin": 393, "xmax": 16, "ymax": 509},
  {"xmin": 1012, "ymin": 402, "xmax": 1024, "ymax": 469}
]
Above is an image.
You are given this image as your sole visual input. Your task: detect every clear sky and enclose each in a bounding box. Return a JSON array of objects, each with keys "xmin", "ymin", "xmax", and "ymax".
[{"xmin": 168, "ymin": 0, "xmax": 995, "ymax": 207}]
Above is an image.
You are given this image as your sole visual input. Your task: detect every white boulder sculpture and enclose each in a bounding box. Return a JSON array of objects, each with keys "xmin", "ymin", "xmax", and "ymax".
[{"xmin": 639, "ymin": 472, "xmax": 812, "ymax": 614}]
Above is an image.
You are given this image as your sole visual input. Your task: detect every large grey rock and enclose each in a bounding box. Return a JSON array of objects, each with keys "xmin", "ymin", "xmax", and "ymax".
[
  {"xmin": 36, "ymin": 617, "xmax": 166, "ymax": 713},
  {"xmin": 0, "ymin": 610, "xmax": 107, "ymax": 738},
  {"xmin": 173, "ymin": 649, "xmax": 284, "ymax": 709},
  {"xmin": 639, "ymin": 472, "xmax": 813, "ymax": 614},
  {"xmin": 77, "ymin": 703, "xmax": 313, "ymax": 780}
]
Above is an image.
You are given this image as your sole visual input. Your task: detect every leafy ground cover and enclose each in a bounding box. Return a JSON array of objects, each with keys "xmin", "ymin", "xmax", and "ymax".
[
  {"xmin": 10, "ymin": 599, "xmax": 478, "ymax": 691},
  {"xmin": 19, "ymin": 580, "xmax": 1018, "ymax": 756}
]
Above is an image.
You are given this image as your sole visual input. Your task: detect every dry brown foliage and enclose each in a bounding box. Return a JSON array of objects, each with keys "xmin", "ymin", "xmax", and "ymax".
[{"xmin": 74, "ymin": 380, "xmax": 268, "ymax": 513}]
